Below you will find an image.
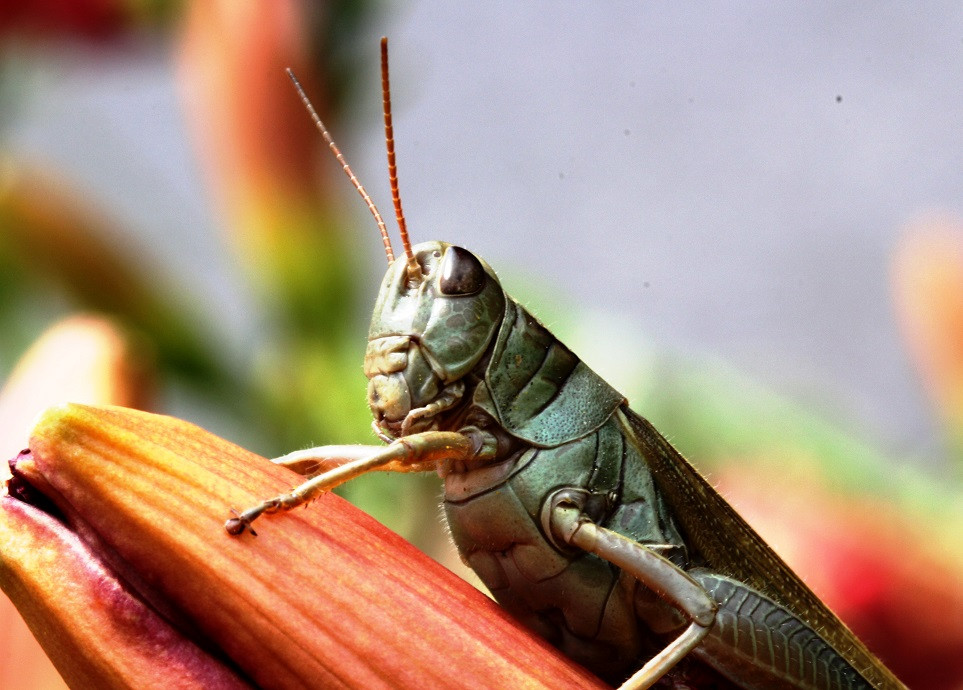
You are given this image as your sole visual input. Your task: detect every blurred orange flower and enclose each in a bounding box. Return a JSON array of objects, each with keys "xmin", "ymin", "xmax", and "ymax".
[{"xmin": 892, "ymin": 215, "xmax": 963, "ymax": 461}]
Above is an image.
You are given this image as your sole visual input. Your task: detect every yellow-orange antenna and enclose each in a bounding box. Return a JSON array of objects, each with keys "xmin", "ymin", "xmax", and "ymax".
[
  {"xmin": 286, "ymin": 68, "xmax": 395, "ymax": 264},
  {"xmin": 380, "ymin": 37, "xmax": 422, "ymax": 281}
]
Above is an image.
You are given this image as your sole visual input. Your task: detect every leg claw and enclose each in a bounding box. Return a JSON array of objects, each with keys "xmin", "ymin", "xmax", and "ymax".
[{"xmin": 225, "ymin": 508, "xmax": 257, "ymax": 536}]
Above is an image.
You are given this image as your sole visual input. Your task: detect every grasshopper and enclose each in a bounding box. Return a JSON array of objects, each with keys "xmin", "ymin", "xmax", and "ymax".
[{"xmin": 226, "ymin": 38, "xmax": 905, "ymax": 690}]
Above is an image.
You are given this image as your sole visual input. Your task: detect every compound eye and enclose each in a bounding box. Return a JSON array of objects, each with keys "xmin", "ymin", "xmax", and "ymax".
[{"xmin": 439, "ymin": 246, "xmax": 486, "ymax": 295}]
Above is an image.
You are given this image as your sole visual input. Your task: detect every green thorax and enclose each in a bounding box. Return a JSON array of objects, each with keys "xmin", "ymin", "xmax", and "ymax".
[{"xmin": 474, "ymin": 297, "xmax": 625, "ymax": 448}]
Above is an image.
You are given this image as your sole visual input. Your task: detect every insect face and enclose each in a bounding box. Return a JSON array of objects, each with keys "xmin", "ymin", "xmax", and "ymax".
[{"xmin": 364, "ymin": 241, "xmax": 505, "ymax": 437}]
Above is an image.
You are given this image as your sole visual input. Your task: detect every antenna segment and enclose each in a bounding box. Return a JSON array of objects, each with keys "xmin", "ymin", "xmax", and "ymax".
[
  {"xmin": 286, "ymin": 68, "xmax": 395, "ymax": 265},
  {"xmin": 380, "ymin": 37, "xmax": 422, "ymax": 281}
]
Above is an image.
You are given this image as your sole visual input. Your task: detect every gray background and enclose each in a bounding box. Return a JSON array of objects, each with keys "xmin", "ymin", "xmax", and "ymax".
[{"xmin": 8, "ymin": 3, "xmax": 963, "ymax": 465}]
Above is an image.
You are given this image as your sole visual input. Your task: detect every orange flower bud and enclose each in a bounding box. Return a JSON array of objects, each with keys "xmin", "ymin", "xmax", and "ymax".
[{"xmin": 5, "ymin": 405, "xmax": 607, "ymax": 689}]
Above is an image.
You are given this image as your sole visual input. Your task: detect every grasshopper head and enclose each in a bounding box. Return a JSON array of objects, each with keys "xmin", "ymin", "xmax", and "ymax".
[{"xmin": 365, "ymin": 241, "xmax": 505, "ymax": 438}]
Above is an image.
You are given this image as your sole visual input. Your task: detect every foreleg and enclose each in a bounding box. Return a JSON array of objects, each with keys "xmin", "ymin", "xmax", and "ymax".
[
  {"xmin": 226, "ymin": 431, "xmax": 473, "ymax": 536},
  {"xmin": 271, "ymin": 445, "xmax": 387, "ymax": 477}
]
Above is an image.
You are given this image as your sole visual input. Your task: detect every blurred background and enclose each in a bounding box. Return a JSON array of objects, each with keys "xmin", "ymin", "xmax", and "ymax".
[{"xmin": 0, "ymin": 2, "xmax": 961, "ymax": 688}]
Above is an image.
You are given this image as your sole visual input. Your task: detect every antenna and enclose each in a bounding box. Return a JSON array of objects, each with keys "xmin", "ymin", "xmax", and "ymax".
[
  {"xmin": 380, "ymin": 37, "xmax": 422, "ymax": 281},
  {"xmin": 285, "ymin": 68, "xmax": 395, "ymax": 264}
]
